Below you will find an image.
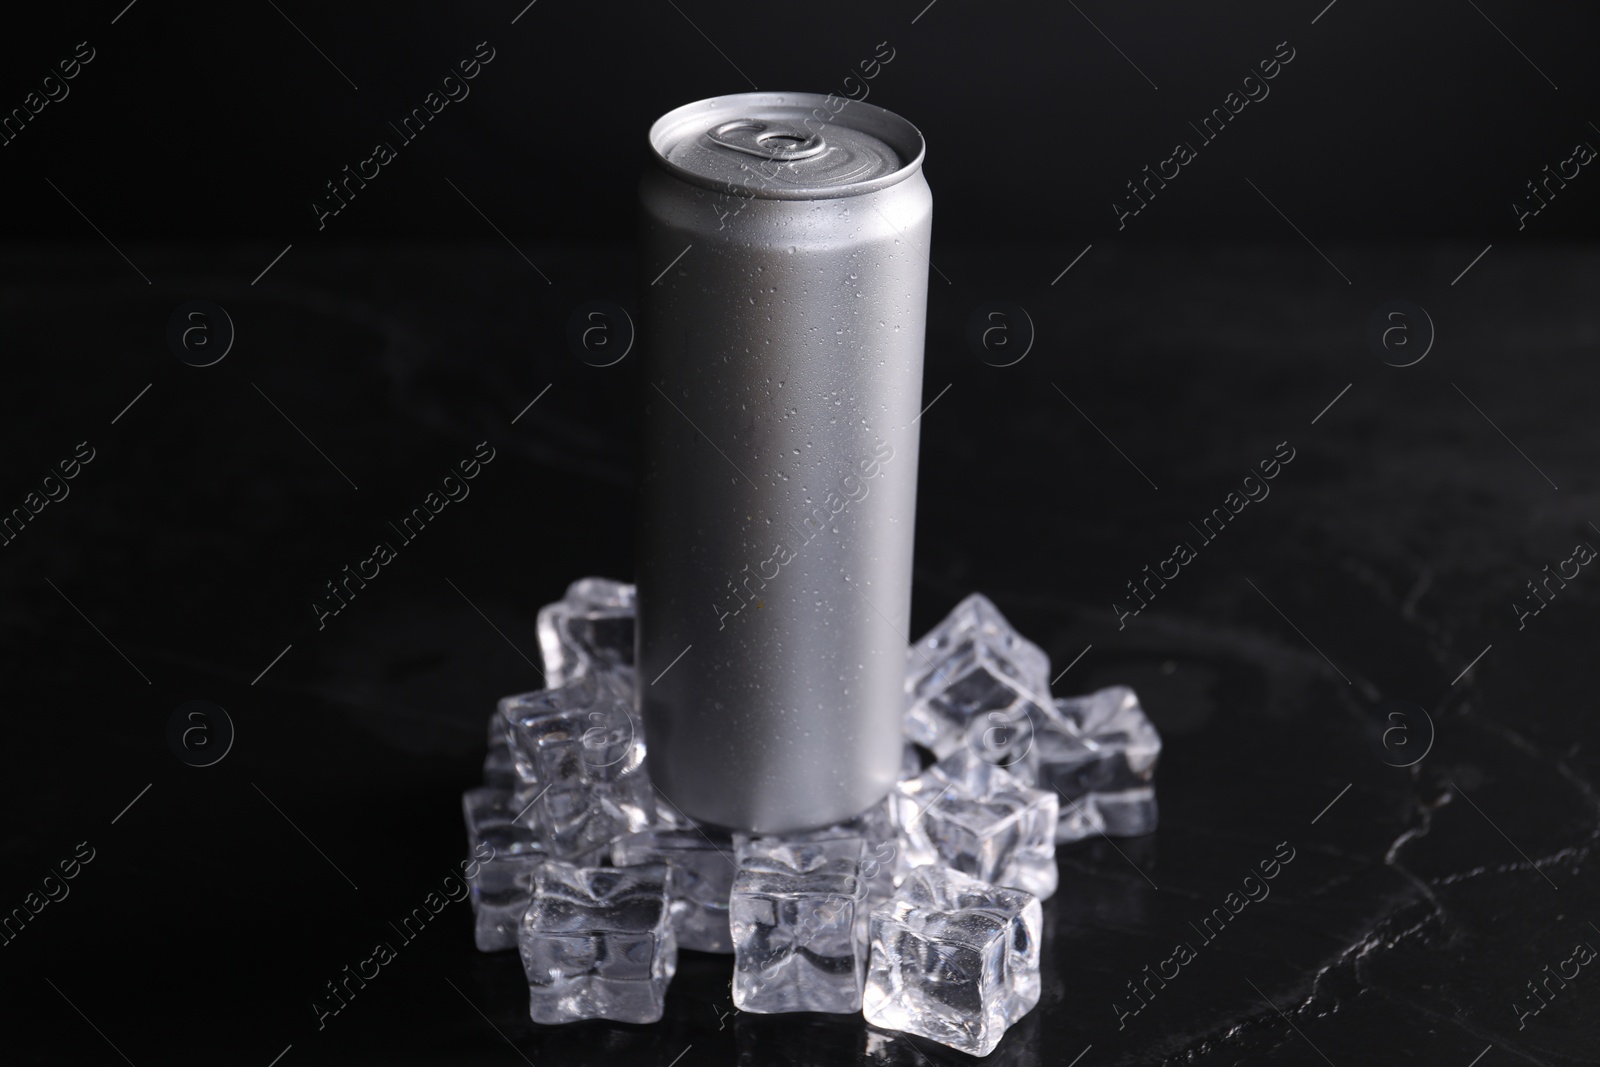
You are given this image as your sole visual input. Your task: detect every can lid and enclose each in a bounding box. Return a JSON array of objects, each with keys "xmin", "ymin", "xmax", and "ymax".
[{"xmin": 649, "ymin": 92, "xmax": 925, "ymax": 200}]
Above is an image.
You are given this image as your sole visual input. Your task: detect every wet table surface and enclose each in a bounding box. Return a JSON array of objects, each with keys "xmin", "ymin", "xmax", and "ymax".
[{"xmin": 2, "ymin": 242, "xmax": 1596, "ymax": 1066}]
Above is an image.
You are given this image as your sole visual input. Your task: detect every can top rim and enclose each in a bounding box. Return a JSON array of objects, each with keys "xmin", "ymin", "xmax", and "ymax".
[{"xmin": 648, "ymin": 91, "xmax": 926, "ymax": 201}]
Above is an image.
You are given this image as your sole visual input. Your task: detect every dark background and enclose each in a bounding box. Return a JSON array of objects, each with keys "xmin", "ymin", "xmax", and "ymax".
[
  {"xmin": 2, "ymin": 2, "xmax": 1598, "ymax": 1066},
  {"xmin": 0, "ymin": 0, "xmax": 1597, "ymax": 242}
]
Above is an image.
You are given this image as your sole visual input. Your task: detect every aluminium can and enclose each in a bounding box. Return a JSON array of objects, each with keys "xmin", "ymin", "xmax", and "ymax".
[{"xmin": 636, "ymin": 91, "xmax": 932, "ymax": 834}]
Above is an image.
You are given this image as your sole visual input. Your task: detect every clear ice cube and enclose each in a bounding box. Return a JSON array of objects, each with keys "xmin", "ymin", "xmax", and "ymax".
[
  {"xmin": 482, "ymin": 745, "xmax": 518, "ymax": 791},
  {"xmin": 863, "ymin": 865, "xmax": 1042, "ymax": 1057},
  {"xmin": 496, "ymin": 688, "xmax": 551, "ymax": 786},
  {"xmin": 731, "ymin": 836, "xmax": 869, "ymax": 1014},
  {"xmin": 1087, "ymin": 788, "xmax": 1155, "ymax": 837},
  {"xmin": 904, "ymin": 594, "xmax": 1053, "ymax": 781},
  {"xmin": 463, "ymin": 786, "xmax": 544, "ymax": 858},
  {"xmin": 499, "ymin": 671, "xmax": 655, "ymax": 861},
  {"xmin": 462, "ymin": 787, "xmax": 546, "ymax": 951},
  {"xmin": 612, "ymin": 827, "xmax": 738, "ymax": 953},
  {"xmin": 1038, "ymin": 686, "xmax": 1160, "ymax": 838},
  {"xmin": 1051, "ymin": 790, "xmax": 1107, "ymax": 844},
  {"xmin": 499, "ymin": 671, "xmax": 636, "ymax": 784},
  {"xmin": 536, "ymin": 577, "xmax": 635, "ymax": 686},
  {"xmin": 518, "ymin": 861, "xmax": 677, "ymax": 1024},
  {"xmin": 889, "ymin": 749, "xmax": 1059, "ymax": 900},
  {"xmin": 484, "ymin": 710, "xmax": 519, "ymax": 790},
  {"xmin": 751, "ymin": 799, "xmax": 901, "ymax": 946},
  {"xmin": 846, "ymin": 801, "xmax": 902, "ymax": 912}
]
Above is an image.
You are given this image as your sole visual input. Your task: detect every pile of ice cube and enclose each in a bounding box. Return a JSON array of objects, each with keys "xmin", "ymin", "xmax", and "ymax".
[{"xmin": 463, "ymin": 579, "xmax": 1161, "ymax": 1056}]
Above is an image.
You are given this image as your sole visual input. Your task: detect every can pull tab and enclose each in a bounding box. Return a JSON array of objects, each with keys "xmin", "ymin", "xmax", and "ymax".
[{"xmin": 708, "ymin": 120, "xmax": 826, "ymax": 161}]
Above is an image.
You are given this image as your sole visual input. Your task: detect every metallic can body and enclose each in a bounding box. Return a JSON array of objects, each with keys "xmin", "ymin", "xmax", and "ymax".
[{"xmin": 637, "ymin": 93, "xmax": 931, "ymax": 834}]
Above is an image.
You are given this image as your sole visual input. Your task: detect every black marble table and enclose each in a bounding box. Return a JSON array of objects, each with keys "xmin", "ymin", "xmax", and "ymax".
[{"xmin": 1, "ymin": 241, "xmax": 1594, "ymax": 1066}]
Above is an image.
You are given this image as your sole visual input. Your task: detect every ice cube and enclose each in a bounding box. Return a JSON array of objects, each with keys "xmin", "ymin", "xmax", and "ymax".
[
  {"xmin": 1038, "ymin": 686, "xmax": 1160, "ymax": 838},
  {"xmin": 463, "ymin": 786, "xmax": 543, "ymax": 858},
  {"xmin": 483, "ymin": 710, "xmax": 519, "ymax": 790},
  {"xmin": 889, "ymin": 749, "xmax": 1058, "ymax": 900},
  {"xmin": 500, "ymin": 671, "xmax": 655, "ymax": 861},
  {"xmin": 1086, "ymin": 788, "xmax": 1155, "ymax": 837},
  {"xmin": 536, "ymin": 577, "xmax": 635, "ymax": 686},
  {"xmin": 846, "ymin": 801, "xmax": 902, "ymax": 913},
  {"xmin": 496, "ymin": 688, "xmax": 553, "ymax": 786},
  {"xmin": 498, "ymin": 669, "xmax": 637, "ymax": 782},
  {"xmin": 462, "ymin": 787, "xmax": 546, "ymax": 951},
  {"xmin": 960, "ymin": 700, "xmax": 1042, "ymax": 784},
  {"xmin": 612, "ymin": 827, "xmax": 738, "ymax": 953},
  {"xmin": 904, "ymin": 594, "xmax": 1052, "ymax": 781},
  {"xmin": 518, "ymin": 861, "xmax": 677, "ymax": 1024},
  {"xmin": 1052, "ymin": 791, "xmax": 1107, "ymax": 844},
  {"xmin": 863, "ymin": 865, "xmax": 1042, "ymax": 1057},
  {"xmin": 482, "ymin": 746, "xmax": 518, "ymax": 791},
  {"xmin": 731, "ymin": 836, "xmax": 869, "ymax": 1014},
  {"xmin": 750, "ymin": 799, "xmax": 902, "ymax": 946}
]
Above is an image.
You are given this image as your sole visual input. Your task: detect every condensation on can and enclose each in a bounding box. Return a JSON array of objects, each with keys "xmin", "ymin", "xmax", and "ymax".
[{"xmin": 637, "ymin": 92, "xmax": 931, "ymax": 834}]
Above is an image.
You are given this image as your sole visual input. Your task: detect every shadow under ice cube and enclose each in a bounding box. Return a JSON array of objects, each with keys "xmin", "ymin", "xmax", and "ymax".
[
  {"xmin": 863, "ymin": 865, "xmax": 1041, "ymax": 1057},
  {"xmin": 731, "ymin": 837, "xmax": 869, "ymax": 1014},
  {"xmin": 518, "ymin": 861, "xmax": 676, "ymax": 1025},
  {"xmin": 736, "ymin": 1011, "xmax": 865, "ymax": 1066},
  {"xmin": 890, "ymin": 749, "xmax": 1059, "ymax": 900}
]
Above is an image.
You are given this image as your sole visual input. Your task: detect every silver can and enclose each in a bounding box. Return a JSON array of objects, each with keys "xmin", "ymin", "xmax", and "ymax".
[{"xmin": 637, "ymin": 92, "xmax": 931, "ymax": 834}]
